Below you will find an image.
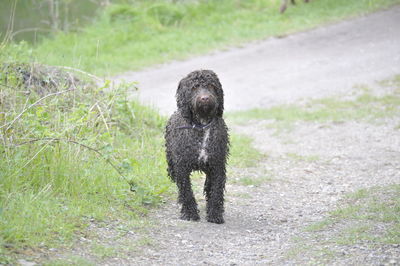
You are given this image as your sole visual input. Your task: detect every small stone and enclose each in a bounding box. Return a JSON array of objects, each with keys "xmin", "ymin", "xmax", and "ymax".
[{"xmin": 17, "ymin": 259, "xmax": 36, "ymax": 266}]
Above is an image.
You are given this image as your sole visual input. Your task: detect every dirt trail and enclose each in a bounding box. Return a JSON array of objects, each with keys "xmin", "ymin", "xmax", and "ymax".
[
  {"xmin": 106, "ymin": 117, "xmax": 399, "ymax": 265},
  {"xmin": 94, "ymin": 7, "xmax": 400, "ymax": 265},
  {"xmin": 116, "ymin": 6, "xmax": 400, "ymax": 115}
]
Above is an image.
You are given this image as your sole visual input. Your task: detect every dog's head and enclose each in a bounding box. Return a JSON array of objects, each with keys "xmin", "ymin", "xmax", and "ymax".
[{"xmin": 176, "ymin": 70, "xmax": 224, "ymax": 122}]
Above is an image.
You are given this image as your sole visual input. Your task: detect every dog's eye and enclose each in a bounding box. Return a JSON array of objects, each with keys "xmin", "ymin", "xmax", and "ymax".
[{"xmin": 209, "ymin": 85, "xmax": 218, "ymax": 92}]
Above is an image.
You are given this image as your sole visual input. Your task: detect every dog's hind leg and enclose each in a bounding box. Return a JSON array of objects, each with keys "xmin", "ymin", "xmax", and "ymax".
[{"xmin": 175, "ymin": 168, "xmax": 200, "ymax": 221}]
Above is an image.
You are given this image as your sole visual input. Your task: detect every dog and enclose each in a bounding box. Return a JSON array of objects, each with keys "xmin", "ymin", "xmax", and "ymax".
[{"xmin": 165, "ymin": 70, "xmax": 229, "ymax": 224}]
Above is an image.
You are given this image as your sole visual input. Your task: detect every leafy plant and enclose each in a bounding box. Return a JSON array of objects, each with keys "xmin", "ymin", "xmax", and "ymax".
[{"xmin": 0, "ymin": 63, "xmax": 170, "ymax": 258}]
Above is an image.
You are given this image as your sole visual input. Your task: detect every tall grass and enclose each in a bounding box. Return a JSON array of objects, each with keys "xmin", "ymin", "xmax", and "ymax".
[
  {"xmin": 5, "ymin": 0, "xmax": 398, "ymax": 76},
  {"xmin": 0, "ymin": 63, "xmax": 170, "ymax": 261}
]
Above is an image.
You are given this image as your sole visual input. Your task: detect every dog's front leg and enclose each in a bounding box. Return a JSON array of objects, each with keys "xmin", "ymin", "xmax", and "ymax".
[
  {"xmin": 205, "ymin": 168, "xmax": 226, "ymax": 224},
  {"xmin": 175, "ymin": 167, "xmax": 200, "ymax": 221}
]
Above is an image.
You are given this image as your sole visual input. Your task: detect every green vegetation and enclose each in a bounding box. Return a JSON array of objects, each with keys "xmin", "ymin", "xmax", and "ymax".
[
  {"xmin": 286, "ymin": 153, "xmax": 320, "ymax": 162},
  {"xmin": 315, "ymin": 185, "xmax": 400, "ymax": 243},
  {"xmin": 2, "ymin": 0, "xmax": 399, "ymax": 263},
  {"xmin": 293, "ymin": 185, "xmax": 400, "ymax": 261},
  {"xmin": 331, "ymin": 186, "xmax": 400, "ymax": 245},
  {"xmin": 229, "ymin": 133, "xmax": 264, "ymax": 168},
  {"xmin": 2, "ymin": 0, "xmax": 399, "ymax": 76},
  {"xmin": 234, "ymin": 174, "xmax": 272, "ymax": 187},
  {"xmin": 0, "ymin": 63, "xmax": 169, "ymax": 263},
  {"xmin": 43, "ymin": 256, "xmax": 95, "ymax": 266},
  {"xmin": 228, "ymin": 88, "xmax": 400, "ymax": 125}
]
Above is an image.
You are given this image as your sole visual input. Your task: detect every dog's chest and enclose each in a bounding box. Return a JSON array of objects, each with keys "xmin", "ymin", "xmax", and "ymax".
[{"xmin": 198, "ymin": 128, "xmax": 210, "ymax": 163}]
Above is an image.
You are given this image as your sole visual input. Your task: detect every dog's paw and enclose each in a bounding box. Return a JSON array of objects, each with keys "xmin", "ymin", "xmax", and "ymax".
[
  {"xmin": 207, "ymin": 215, "xmax": 224, "ymax": 224},
  {"xmin": 180, "ymin": 212, "xmax": 200, "ymax": 221}
]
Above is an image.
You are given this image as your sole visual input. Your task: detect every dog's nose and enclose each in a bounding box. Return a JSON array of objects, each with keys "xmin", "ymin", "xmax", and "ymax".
[{"xmin": 200, "ymin": 95, "xmax": 209, "ymax": 102}]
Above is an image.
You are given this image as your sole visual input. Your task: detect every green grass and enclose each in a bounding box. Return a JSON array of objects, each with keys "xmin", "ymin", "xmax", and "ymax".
[
  {"xmin": 227, "ymin": 87, "xmax": 400, "ymax": 126},
  {"xmin": 229, "ymin": 133, "xmax": 264, "ymax": 168},
  {"xmin": 234, "ymin": 175, "xmax": 272, "ymax": 187},
  {"xmin": 91, "ymin": 243, "xmax": 118, "ymax": 259},
  {"xmin": 0, "ymin": 63, "xmax": 170, "ymax": 263},
  {"xmin": 286, "ymin": 153, "xmax": 320, "ymax": 162},
  {"xmin": 43, "ymin": 256, "xmax": 95, "ymax": 266},
  {"xmin": 306, "ymin": 185, "xmax": 400, "ymax": 243},
  {"xmin": 2, "ymin": 0, "xmax": 400, "ymax": 76},
  {"xmin": 289, "ymin": 185, "xmax": 400, "ymax": 262}
]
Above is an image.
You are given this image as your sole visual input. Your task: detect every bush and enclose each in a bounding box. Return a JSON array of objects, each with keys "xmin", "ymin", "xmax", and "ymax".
[{"xmin": 0, "ymin": 63, "xmax": 170, "ymax": 251}]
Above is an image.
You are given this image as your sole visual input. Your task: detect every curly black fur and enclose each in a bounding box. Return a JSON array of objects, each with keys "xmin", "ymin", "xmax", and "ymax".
[{"xmin": 165, "ymin": 70, "xmax": 229, "ymax": 224}]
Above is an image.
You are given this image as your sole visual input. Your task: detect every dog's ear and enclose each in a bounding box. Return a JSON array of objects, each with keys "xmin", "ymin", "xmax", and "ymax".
[
  {"xmin": 210, "ymin": 75, "xmax": 224, "ymax": 117},
  {"xmin": 176, "ymin": 78, "xmax": 192, "ymax": 120},
  {"xmin": 215, "ymin": 84, "xmax": 224, "ymax": 117},
  {"xmin": 204, "ymin": 70, "xmax": 224, "ymax": 117}
]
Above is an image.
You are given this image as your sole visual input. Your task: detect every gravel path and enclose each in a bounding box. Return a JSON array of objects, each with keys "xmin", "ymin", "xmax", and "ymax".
[
  {"xmin": 114, "ymin": 117, "xmax": 399, "ymax": 265},
  {"xmin": 47, "ymin": 6, "xmax": 400, "ymax": 266},
  {"xmin": 115, "ymin": 6, "xmax": 400, "ymax": 115}
]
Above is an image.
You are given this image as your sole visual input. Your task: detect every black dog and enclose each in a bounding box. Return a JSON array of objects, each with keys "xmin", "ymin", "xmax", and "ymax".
[{"xmin": 165, "ymin": 70, "xmax": 229, "ymax": 224}]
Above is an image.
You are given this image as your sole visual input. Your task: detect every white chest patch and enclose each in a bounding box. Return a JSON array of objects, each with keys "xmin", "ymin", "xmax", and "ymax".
[{"xmin": 198, "ymin": 128, "xmax": 210, "ymax": 163}]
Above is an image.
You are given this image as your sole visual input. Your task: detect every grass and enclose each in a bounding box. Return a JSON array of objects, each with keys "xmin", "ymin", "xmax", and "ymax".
[
  {"xmin": 286, "ymin": 153, "xmax": 320, "ymax": 162},
  {"xmin": 0, "ymin": 63, "xmax": 169, "ymax": 263},
  {"xmin": 43, "ymin": 256, "xmax": 95, "ymax": 266},
  {"xmin": 2, "ymin": 0, "xmax": 400, "ymax": 76},
  {"xmin": 229, "ymin": 133, "xmax": 264, "ymax": 168},
  {"xmin": 91, "ymin": 243, "xmax": 118, "ymax": 259},
  {"xmin": 307, "ymin": 186, "xmax": 400, "ymax": 235},
  {"xmin": 228, "ymin": 133, "xmax": 268, "ymax": 187},
  {"xmin": 300, "ymin": 185, "xmax": 400, "ymax": 258},
  {"xmin": 234, "ymin": 175, "xmax": 272, "ymax": 187},
  {"xmin": 332, "ymin": 185, "xmax": 400, "ymax": 244},
  {"xmin": 227, "ymin": 81, "xmax": 400, "ymax": 126},
  {"xmin": 288, "ymin": 185, "xmax": 400, "ymax": 262}
]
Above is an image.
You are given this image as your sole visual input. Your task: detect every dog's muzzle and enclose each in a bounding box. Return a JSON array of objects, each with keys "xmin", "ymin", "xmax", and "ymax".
[{"xmin": 193, "ymin": 93, "xmax": 217, "ymax": 117}]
